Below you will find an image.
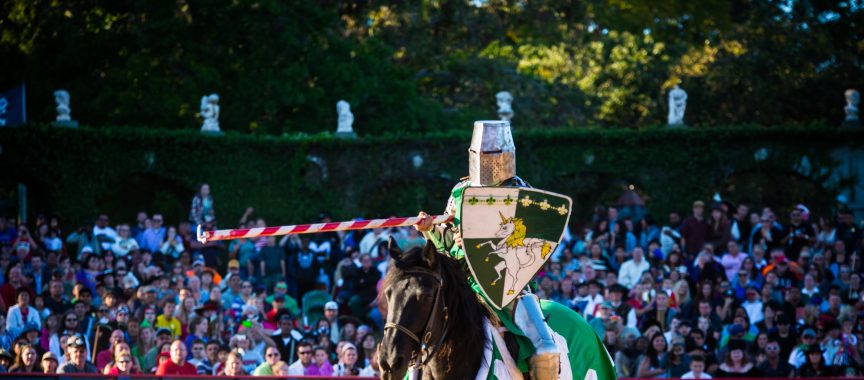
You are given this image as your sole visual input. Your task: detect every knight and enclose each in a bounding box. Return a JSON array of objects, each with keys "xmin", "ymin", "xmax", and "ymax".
[{"xmin": 415, "ymin": 120, "xmax": 560, "ymax": 380}]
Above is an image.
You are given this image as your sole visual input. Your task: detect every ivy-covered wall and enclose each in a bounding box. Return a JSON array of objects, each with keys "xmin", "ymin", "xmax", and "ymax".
[{"xmin": 0, "ymin": 125, "xmax": 860, "ymax": 228}]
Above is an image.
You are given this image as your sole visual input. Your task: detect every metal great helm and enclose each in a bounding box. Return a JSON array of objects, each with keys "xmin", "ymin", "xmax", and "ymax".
[{"xmin": 468, "ymin": 120, "xmax": 516, "ymax": 186}]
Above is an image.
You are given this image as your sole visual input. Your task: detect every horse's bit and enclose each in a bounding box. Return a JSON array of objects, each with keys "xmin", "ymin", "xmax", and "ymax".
[{"xmin": 384, "ymin": 265, "xmax": 450, "ymax": 370}]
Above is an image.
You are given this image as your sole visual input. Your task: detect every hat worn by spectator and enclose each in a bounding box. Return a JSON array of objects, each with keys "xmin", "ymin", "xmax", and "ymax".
[
  {"xmin": 693, "ymin": 200, "xmax": 705, "ymax": 208},
  {"xmin": 804, "ymin": 344, "xmax": 823, "ymax": 354},
  {"xmin": 68, "ymin": 334, "xmax": 86, "ymax": 348},
  {"xmin": 599, "ymin": 302, "xmax": 613, "ymax": 310},
  {"xmin": 228, "ymin": 259, "xmax": 240, "ymax": 269},
  {"xmin": 193, "ymin": 257, "xmax": 205, "ymax": 266},
  {"xmin": 156, "ymin": 328, "xmax": 173, "ymax": 337},
  {"xmin": 729, "ymin": 324, "xmax": 745, "ymax": 335},
  {"xmin": 802, "ymin": 328, "xmax": 817, "ymax": 338},
  {"xmin": 41, "ymin": 352, "xmax": 58, "ymax": 362},
  {"xmin": 0, "ymin": 349, "xmax": 12, "ymax": 360},
  {"xmin": 324, "ymin": 301, "xmax": 339, "ymax": 310}
]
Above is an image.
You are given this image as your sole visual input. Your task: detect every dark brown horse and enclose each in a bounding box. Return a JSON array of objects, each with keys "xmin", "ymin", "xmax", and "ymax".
[{"xmin": 379, "ymin": 238, "xmax": 490, "ymax": 380}]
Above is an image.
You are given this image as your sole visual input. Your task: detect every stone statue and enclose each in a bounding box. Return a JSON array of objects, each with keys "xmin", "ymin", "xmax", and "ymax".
[
  {"xmin": 844, "ymin": 89, "xmax": 860, "ymax": 124},
  {"xmin": 336, "ymin": 100, "xmax": 356, "ymax": 138},
  {"xmin": 667, "ymin": 84, "xmax": 687, "ymax": 126},
  {"xmin": 200, "ymin": 94, "xmax": 220, "ymax": 132},
  {"xmin": 496, "ymin": 91, "xmax": 514, "ymax": 121},
  {"xmin": 54, "ymin": 90, "xmax": 71, "ymax": 122},
  {"xmin": 52, "ymin": 90, "xmax": 77, "ymax": 128}
]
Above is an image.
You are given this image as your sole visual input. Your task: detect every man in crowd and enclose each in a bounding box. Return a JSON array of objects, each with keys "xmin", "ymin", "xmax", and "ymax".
[
  {"xmin": 57, "ymin": 334, "xmax": 97, "ymax": 373},
  {"xmin": 287, "ymin": 341, "xmax": 314, "ymax": 375},
  {"xmin": 155, "ymin": 340, "xmax": 197, "ymax": 375}
]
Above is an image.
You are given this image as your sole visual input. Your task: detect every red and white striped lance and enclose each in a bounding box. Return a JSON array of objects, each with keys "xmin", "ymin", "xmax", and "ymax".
[{"xmin": 196, "ymin": 214, "xmax": 453, "ymax": 243}]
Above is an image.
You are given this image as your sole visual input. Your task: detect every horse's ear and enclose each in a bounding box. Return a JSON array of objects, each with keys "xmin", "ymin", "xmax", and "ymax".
[
  {"xmin": 388, "ymin": 236, "xmax": 403, "ymax": 262},
  {"xmin": 422, "ymin": 240, "xmax": 438, "ymax": 267}
]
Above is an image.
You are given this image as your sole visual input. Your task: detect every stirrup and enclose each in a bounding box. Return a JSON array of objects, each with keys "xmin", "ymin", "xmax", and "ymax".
[{"xmin": 530, "ymin": 352, "xmax": 559, "ymax": 380}]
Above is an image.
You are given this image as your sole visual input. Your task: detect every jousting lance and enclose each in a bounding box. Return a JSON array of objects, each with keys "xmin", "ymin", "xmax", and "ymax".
[{"xmin": 196, "ymin": 214, "xmax": 453, "ymax": 244}]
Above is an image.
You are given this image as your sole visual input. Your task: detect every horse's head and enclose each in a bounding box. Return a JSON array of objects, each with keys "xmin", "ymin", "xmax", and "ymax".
[
  {"xmin": 495, "ymin": 210, "xmax": 516, "ymax": 237},
  {"xmin": 379, "ymin": 237, "xmax": 447, "ymax": 380}
]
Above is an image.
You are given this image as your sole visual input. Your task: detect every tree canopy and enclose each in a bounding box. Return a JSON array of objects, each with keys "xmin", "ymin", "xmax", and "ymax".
[{"xmin": 2, "ymin": 0, "xmax": 861, "ymax": 134}]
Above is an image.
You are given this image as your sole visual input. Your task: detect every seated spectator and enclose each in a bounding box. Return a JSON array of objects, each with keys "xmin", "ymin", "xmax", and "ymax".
[
  {"xmin": 6, "ymin": 288, "xmax": 41, "ymax": 339},
  {"xmin": 756, "ymin": 338, "xmax": 792, "ymax": 377},
  {"xmin": 308, "ymin": 345, "xmax": 334, "ymax": 376},
  {"xmin": 218, "ymin": 351, "xmax": 247, "ymax": 376},
  {"xmin": 39, "ymin": 351, "xmax": 58, "ymax": 374},
  {"xmin": 717, "ymin": 339, "xmax": 756, "ymax": 376},
  {"xmin": 636, "ymin": 333, "xmax": 667, "ymax": 378},
  {"xmin": 797, "ymin": 344, "xmax": 838, "ymax": 377},
  {"xmin": 252, "ymin": 346, "xmax": 282, "ymax": 375},
  {"xmin": 681, "ymin": 354, "xmax": 710, "ymax": 379},
  {"xmin": 8, "ymin": 343, "xmax": 40, "ymax": 373},
  {"xmin": 105, "ymin": 353, "xmax": 138, "ymax": 375},
  {"xmin": 288, "ymin": 342, "xmax": 314, "ymax": 375},
  {"xmin": 155, "ymin": 340, "xmax": 196, "ymax": 375},
  {"xmin": 333, "ymin": 342, "xmax": 360, "ymax": 376},
  {"xmin": 57, "ymin": 334, "xmax": 97, "ymax": 373}
]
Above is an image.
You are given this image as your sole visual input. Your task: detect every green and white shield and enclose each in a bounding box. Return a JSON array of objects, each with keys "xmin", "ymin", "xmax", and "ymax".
[{"xmin": 459, "ymin": 187, "xmax": 572, "ymax": 309}]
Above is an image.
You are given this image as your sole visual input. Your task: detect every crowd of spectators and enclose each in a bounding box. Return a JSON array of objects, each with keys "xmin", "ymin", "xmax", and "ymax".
[
  {"xmin": 0, "ymin": 181, "xmax": 861, "ymax": 378},
  {"xmin": 543, "ymin": 201, "xmax": 863, "ymax": 378}
]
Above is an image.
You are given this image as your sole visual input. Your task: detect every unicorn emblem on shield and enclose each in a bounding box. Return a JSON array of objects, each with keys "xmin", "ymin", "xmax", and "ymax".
[{"xmin": 477, "ymin": 211, "xmax": 552, "ymax": 295}]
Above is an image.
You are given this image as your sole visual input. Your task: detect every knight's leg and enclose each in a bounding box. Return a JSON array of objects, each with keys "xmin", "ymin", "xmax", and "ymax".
[{"xmin": 514, "ymin": 291, "xmax": 559, "ymax": 380}]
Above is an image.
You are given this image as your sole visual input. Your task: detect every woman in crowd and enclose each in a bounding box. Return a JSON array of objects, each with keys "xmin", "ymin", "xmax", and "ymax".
[
  {"xmin": 106, "ymin": 352, "xmax": 138, "ymax": 375},
  {"xmin": 189, "ymin": 183, "xmax": 216, "ymax": 226},
  {"xmin": 333, "ymin": 343, "xmax": 360, "ymax": 376},
  {"xmin": 797, "ymin": 345, "xmax": 838, "ymax": 377},
  {"xmin": 359, "ymin": 333, "xmax": 377, "ymax": 368},
  {"xmin": 717, "ymin": 339, "xmax": 756, "ymax": 377},
  {"xmin": 9, "ymin": 343, "xmax": 40, "ymax": 373},
  {"xmin": 661, "ymin": 337, "xmax": 690, "ymax": 378},
  {"xmin": 159, "ymin": 226, "xmax": 185, "ymax": 264},
  {"xmin": 636, "ymin": 333, "xmax": 667, "ymax": 378}
]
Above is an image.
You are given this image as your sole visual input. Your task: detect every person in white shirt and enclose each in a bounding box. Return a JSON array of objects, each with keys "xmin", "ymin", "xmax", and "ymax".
[
  {"xmin": 6, "ymin": 289, "xmax": 41, "ymax": 338},
  {"xmin": 681, "ymin": 355, "xmax": 711, "ymax": 379},
  {"xmin": 92, "ymin": 214, "xmax": 119, "ymax": 252},
  {"xmin": 111, "ymin": 224, "xmax": 139, "ymax": 257},
  {"xmin": 287, "ymin": 342, "xmax": 314, "ymax": 375},
  {"xmin": 618, "ymin": 247, "xmax": 650, "ymax": 289},
  {"xmin": 741, "ymin": 286, "xmax": 763, "ymax": 324}
]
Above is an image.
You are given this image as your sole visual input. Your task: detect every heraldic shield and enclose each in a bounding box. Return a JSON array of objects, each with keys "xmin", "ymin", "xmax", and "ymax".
[{"xmin": 459, "ymin": 187, "xmax": 572, "ymax": 309}]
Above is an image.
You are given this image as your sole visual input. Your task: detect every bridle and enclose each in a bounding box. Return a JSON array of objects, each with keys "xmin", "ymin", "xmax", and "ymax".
[{"xmin": 383, "ymin": 264, "xmax": 450, "ymax": 372}]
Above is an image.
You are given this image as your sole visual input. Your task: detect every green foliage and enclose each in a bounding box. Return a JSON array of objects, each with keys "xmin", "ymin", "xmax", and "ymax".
[
  {"xmin": 3, "ymin": 1, "xmax": 860, "ymax": 133},
  {"xmin": 1, "ymin": 125, "xmax": 859, "ymax": 227}
]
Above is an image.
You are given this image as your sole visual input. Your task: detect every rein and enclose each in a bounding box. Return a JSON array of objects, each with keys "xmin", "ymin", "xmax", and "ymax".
[{"xmin": 384, "ymin": 264, "xmax": 451, "ymax": 372}]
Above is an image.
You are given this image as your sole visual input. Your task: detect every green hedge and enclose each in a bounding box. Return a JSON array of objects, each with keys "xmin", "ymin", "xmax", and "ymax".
[{"xmin": 1, "ymin": 124, "xmax": 860, "ymax": 228}]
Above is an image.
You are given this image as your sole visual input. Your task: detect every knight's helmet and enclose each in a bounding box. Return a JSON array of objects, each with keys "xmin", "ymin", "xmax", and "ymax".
[{"xmin": 468, "ymin": 120, "xmax": 516, "ymax": 186}]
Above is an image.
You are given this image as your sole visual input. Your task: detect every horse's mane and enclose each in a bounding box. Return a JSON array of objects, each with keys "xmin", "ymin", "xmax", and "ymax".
[
  {"xmin": 505, "ymin": 218, "xmax": 527, "ymax": 247},
  {"xmin": 385, "ymin": 244, "xmax": 490, "ymax": 378}
]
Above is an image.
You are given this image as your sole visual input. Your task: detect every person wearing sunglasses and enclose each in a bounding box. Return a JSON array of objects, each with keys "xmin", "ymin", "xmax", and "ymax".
[
  {"xmin": 252, "ymin": 346, "xmax": 282, "ymax": 375},
  {"xmin": 287, "ymin": 342, "xmax": 315, "ymax": 375},
  {"xmin": 756, "ymin": 338, "xmax": 792, "ymax": 377},
  {"xmin": 106, "ymin": 354, "xmax": 137, "ymax": 375}
]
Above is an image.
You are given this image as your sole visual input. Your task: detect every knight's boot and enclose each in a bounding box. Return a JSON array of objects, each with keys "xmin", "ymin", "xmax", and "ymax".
[{"xmin": 515, "ymin": 292, "xmax": 559, "ymax": 380}]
